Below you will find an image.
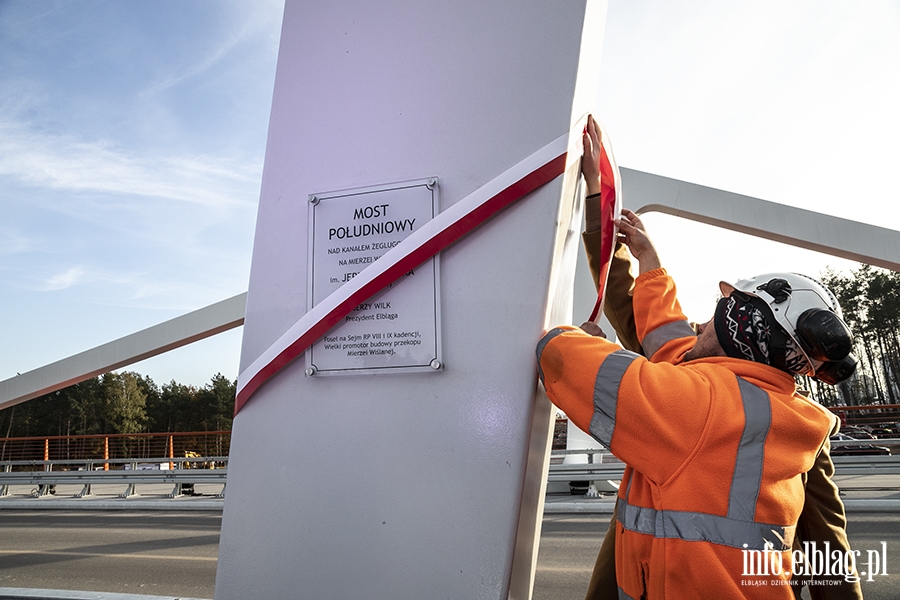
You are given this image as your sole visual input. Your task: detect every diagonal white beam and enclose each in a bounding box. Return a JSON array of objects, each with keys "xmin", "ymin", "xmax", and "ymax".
[
  {"xmin": 622, "ymin": 168, "xmax": 900, "ymax": 272},
  {"xmin": 2, "ymin": 170, "xmax": 897, "ymax": 413},
  {"xmin": 0, "ymin": 293, "xmax": 247, "ymax": 411}
]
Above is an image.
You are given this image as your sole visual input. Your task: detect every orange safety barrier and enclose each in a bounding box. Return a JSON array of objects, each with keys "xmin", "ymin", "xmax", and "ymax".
[
  {"xmin": 827, "ymin": 404, "xmax": 900, "ymax": 432},
  {"xmin": 0, "ymin": 431, "xmax": 231, "ymax": 464}
]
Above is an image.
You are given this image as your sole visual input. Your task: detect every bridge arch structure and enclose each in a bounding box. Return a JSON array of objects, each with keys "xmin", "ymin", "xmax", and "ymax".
[{"xmin": 2, "ymin": 169, "xmax": 897, "ymax": 412}]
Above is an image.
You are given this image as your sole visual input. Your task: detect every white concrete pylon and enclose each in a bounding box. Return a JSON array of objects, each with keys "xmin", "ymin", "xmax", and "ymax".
[{"xmin": 215, "ymin": 1, "xmax": 607, "ymax": 599}]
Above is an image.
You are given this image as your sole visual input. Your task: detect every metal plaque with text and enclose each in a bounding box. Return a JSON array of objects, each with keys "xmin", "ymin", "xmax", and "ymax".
[{"xmin": 306, "ymin": 178, "xmax": 442, "ymax": 375}]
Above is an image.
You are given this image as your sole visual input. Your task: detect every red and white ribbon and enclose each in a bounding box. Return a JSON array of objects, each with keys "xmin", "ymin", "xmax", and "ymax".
[
  {"xmin": 587, "ymin": 122, "xmax": 622, "ymax": 324},
  {"xmin": 235, "ymin": 121, "xmax": 587, "ymax": 414}
]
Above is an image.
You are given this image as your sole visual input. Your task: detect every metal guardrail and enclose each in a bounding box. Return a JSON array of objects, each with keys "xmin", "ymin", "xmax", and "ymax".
[
  {"xmin": 4, "ymin": 446, "xmax": 898, "ymax": 502},
  {"xmin": 827, "ymin": 436, "xmax": 900, "ymax": 446},
  {"xmin": 548, "ymin": 449, "xmax": 623, "ymax": 483},
  {"xmin": 0, "ymin": 456, "xmax": 227, "ymax": 499},
  {"xmin": 830, "ymin": 455, "xmax": 900, "ymax": 475}
]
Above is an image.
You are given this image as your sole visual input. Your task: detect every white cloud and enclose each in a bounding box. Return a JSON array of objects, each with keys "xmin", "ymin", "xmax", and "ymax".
[
  {"xmin": 0, "ymin": 120, "xmax": 261, "ymax": 209},
  {"xmin": 43, "ymin": 266, "xmax": 85, "ymax": 291},
  {"xmin": 0, "ymin": 228, "xmax": 33, "ymax": 256},
  {"xmin": 27, "ymin": 262, "xmax": 242, "ymax": 312},
  {"xmin": 142, "ymin": 1, "xmax": 282, "ymax": 98}
]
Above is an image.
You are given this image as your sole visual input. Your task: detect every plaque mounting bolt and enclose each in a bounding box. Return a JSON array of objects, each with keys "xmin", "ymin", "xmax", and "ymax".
[
  {"xmin": 309, "ymin": 195, "xmax": 319, "ymax": 205},
  {"xmin": 305, "ymin": 366, "xmax": 317, "ymax": 376},
  {"xmin": 426, "ymin": 178, "xmax": 437, "ymax": 190},
  {"xmin": 430, "ymin": 359, "xmax": 442, "ymax": 370}
]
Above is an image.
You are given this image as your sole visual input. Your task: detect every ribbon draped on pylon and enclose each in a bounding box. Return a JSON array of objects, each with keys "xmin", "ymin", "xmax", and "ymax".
[
  {"xmin": 587, "ymin": 122, "xmax": 623, "ymax": 324},
  {"xmin": 235, "ymin": 119, "xmax": 595, "ymax": 415}
]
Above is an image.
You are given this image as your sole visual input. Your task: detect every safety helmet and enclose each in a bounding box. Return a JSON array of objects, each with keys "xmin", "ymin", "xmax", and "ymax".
[{"xmin": 719, "ymin": 273, "xmax": 856, "ymax": 384}]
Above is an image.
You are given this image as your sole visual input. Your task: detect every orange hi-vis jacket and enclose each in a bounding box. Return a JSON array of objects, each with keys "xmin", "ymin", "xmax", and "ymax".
[{"xmin": 536, "ymin": 268, "xmax": 838, "ymax": 599}]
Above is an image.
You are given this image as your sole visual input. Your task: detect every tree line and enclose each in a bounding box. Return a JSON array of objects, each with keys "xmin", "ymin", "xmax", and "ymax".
[
  {"xmin": 0, "ymin": 372, "xmax": 235, "ymax": 439},
  {"xmin": 804, "ymin": 264, "xmax": 900, "ymax": 409}
]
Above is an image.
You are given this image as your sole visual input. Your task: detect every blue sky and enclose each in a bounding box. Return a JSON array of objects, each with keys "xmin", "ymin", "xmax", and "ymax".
[
  {"xmin": 0, "ymin": 0, "xmax": 283, "ymax": 387},
  {"xmin": 1, "ymin": 1, "xmax": 898, "ymax": 389}
]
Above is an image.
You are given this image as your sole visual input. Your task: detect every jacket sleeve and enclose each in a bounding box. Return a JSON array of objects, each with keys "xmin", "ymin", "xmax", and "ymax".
[
  {"xmin": 582, "ymin": 232, "xmax": 643, "ymax": 354},
  {"xmin": 632, "ymin": 268, "xmax": 697, "ymax": 363},
  {"xmin": 795, "ymin": 437, "xmax": 864, "ymax": 599},
  {"xmin": 536, "ymin": 326, "xmax": 711, "ymax": 484}
]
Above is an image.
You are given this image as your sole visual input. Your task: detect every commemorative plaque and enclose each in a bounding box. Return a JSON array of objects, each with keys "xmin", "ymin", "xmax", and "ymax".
[{"xmin": 306, "ymin": 178, "xmax": 442, "ymax": 375}]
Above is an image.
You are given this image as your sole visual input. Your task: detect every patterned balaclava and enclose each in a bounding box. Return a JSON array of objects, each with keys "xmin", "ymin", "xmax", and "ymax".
[{"xmin": 713, "ymin": 294, "xmax": 809, "ymax": 375}]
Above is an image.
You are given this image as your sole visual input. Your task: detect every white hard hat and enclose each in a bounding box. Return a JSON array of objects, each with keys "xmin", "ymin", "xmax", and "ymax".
[{"xmin": 719, "ymin": 273, "xmax": 856, "ymax": 384}]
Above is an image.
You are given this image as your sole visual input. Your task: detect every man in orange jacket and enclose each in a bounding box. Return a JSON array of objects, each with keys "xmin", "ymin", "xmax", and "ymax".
[
  {"xmin": 579, "ymin": 121, "xmax": 862, "ymax": 600},
  {"xmin": 583, "ymin": 236, "xmax": 864, "ymax": 600},
  {"xmin": 536, "ymin": 117, "xmax": 861, "ymax": 598}
]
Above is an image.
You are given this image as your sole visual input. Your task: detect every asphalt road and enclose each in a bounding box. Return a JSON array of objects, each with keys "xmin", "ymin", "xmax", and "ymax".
[
  {"xmin": 0, "ymin": 511, "xmax": 220, "ymax": 598},
  {"xmin": 535, "ymin": 513, "xmax": 900, "ymax": 600},
  {"xmin": 0, "ymin": 510, "xmax": 898, "ymax": 599}
]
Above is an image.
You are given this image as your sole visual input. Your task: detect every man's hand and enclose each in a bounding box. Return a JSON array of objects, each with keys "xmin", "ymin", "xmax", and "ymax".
[
  {"xmin": 581, "ymin": 115, "xmax": 604, "ymax": 197},
  {"xmin": 580, "ymin": 321, "xmax": 607, "ymax": 338},
  {"xmin": 615, "ymin": 209, "xmax": 662, "ymax": 274}
]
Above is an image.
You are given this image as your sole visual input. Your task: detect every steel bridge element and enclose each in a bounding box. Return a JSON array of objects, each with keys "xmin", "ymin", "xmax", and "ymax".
[
  {"xmin": 623, "ymin": 168, "xmax": 900, "ymax": 271},
  {"xmin": 2, "ymin": 170, "xmax": 898, "ymax": 411},
  {"xmin": 0, "ymin": 294, "xmax": 246, "ymax": 411}
]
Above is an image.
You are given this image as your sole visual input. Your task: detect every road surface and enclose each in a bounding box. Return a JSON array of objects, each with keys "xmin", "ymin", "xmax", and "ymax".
[{"xmin": 0, "ymin": 510, "xmax": 897, "ymax": 599}]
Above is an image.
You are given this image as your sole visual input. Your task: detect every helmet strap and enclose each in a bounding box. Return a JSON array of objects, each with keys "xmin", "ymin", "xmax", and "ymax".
[{"xmin": 767, "ymin": 320, "xmax": 790, "ymax": 372}]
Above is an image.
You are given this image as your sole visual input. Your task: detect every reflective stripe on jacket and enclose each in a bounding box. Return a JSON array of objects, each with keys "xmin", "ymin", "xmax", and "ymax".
[{"xmin": 536, "ymin": 268, "xmax": 836, "ymax": 599}]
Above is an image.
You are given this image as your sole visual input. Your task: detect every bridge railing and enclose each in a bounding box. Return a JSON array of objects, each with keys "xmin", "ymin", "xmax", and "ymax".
[
  {"xmin": 3, "ymin": 442, "xmax": 898, "ymax": 502},
  {"xmin": 0, "ymin": 456, "xmax": 227, "ymax": 499},
  {"xmin": 0, "ymin": 431, "xmax": 231, "ymax": 464}
]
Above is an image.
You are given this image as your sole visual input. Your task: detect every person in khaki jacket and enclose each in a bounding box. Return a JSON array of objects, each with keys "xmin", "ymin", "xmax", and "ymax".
[{"xmin": 575, "ymin": 115, "xmax": 862, "ymax": 599}]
